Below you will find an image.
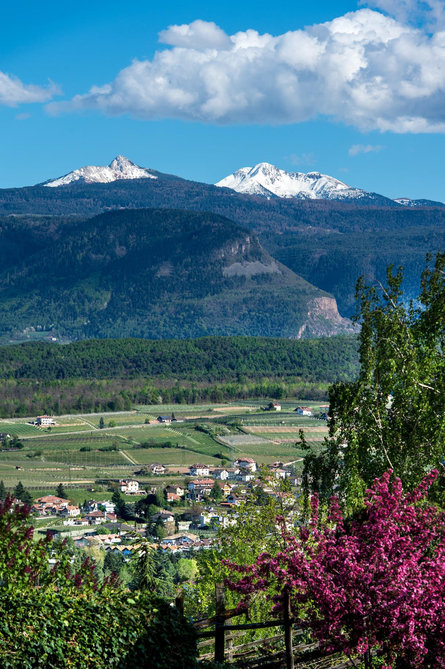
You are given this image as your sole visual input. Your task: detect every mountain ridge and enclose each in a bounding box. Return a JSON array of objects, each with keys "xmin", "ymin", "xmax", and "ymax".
[
  {"xmin": 215, "ymin": 161, "xmax": 389, "ymax": 203},
  {"xmin": 0, "ymin": 208, "xmax": 353, "ymax": 344}
]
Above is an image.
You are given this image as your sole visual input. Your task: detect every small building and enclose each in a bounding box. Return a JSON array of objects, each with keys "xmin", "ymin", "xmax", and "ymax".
[
  {"xmin": 295, "ymin": 407, "xmax": 312, "ymax": 416},
  {"xmin": 58, "ymin": 505, "xmax": 80, "ymax": 517},
  {"xmin": 166, "ymin": 492, "xmax": 182, "ymax": 503},
  {"xmin": 234, "ymin": 458, "xmax": 257, "ymax": 473},
  {"xmin": 85, "ymin": 510, "xmax": 105, "ymax": 525},
  {"xmin": 35, "ymin": 415, "xmax": 55, "ymax": 426},
  {"xmin": 165, "ymin": 485, "xmax": 184, "ymax": 497},
  {"xmin": 190, "ymin": 464, "xmax": 210, "ymax": 477},
  {"xmin": 212, "ymin": 469, "xmax": 229, "ymax": 481},
  {"xmin": 188, "ymin": 479, "xmax": 215, "ymax": 497},
  {"xmin": 272, "ymin": 403, "xmax": 282, "ymax": 411},
  {"xmin": 120, "ymin": 479, "xmax": 139, "ymax": 494},
  {"xmin": 150, "ymin": 463, "xmax": 166, "ymax": 475},
  {"xmin": 157, "ymin": 416, "xmax": 171, "ymax": 424}
]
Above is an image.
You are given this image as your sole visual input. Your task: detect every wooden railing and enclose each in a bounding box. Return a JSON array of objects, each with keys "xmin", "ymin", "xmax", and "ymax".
[{"xmin": 180, "ymin": 584, "xmax": 356, "ymax": 669}]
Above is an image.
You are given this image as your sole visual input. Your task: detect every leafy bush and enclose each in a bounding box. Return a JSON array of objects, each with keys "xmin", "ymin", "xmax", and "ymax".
[{"xmin": 0, "ymin": 496, "xmax": 198, "ymax": 668}]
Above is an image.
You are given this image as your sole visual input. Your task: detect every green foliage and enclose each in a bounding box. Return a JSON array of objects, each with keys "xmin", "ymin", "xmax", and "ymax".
[
  {"xmin": 13, "ymin": 481, "xmax": 32, "ymax": 504},
  {"xmin": 185, "ymin": 494, "xmax": 285, "ymax": 620},
  {"xmin": 0, "ymin": 497, "xmax": 198, "ymax": 668},
  {"xmin": 56, "ymin": 483, "xmax": 66, "ymax": 499},
  {"xmin": 103, "ymin": 550, "xmax": 125, "ymax": 575},
  {"xmin": 176, "ymin": 558, "xmax": 198, "ymax": 583},
  {"xmin": 210, "ymin": 480, "xmax": 223, "ymax": 502},
  {"xmin": 0, "ymin": 335, "xmax": 358, "ymax": 417},
  {"xmin": 305, "ymin": 253, "xmax": 445, "ymax": 510}
]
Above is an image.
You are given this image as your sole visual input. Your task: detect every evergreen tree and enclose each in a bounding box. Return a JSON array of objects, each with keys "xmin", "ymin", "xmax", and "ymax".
[
  {"xmin": 0, "ymin": 480, "xmax": 6, "ymax": 500},
  {"xmin": 99, "ymin": 417, "xmax": 105, "ymax": 429},
  {"xmin": 104, "ymin": 550, "xmax": 125, "ymax": 575},
  {"xmin": 56, "ymin": 483, "xmax": 66, "ymax": 499},
  {"xmin": 210, "ymin": 480, "xmax": 223, "ymax": 502},
  {"xmin": 112, "ymin": 490, "xmax": 131, "ymax": 520},
  {"xmin": 14, "ymin": 481, "xmax": 24, "ymax": 500}
]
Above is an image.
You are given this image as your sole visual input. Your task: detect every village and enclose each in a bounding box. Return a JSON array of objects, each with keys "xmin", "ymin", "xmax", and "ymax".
[{"xmin": 26, "ymin": 456, "xmax": 302, "ymax": 557}]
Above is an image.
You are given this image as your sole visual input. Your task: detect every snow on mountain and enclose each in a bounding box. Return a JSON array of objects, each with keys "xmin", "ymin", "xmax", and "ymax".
[
  {"xmin": 216, "ymin": 162, "xmax": 369, "ymax": 201},
  {"xmin": 44, "ymin": 155, "xmax": 157, "ymax": 187},
  {"xmin": 394, "ymin": 197, "xmax": 445, "ymax": 207}
]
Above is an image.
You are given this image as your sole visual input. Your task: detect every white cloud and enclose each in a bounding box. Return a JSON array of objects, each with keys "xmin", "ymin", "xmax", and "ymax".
[
  {"xmin": 361, "ymin": 1, "xmax": 445, "ymax": 29},
  {"xmin": 159, "ymin": 20, "xmax": 232, "ymax": 50},
  {"xmin": 48, "ymin": 9, "xmax": 445, "ymax": 133},
  {"xmin": 349, "ymin": 143, "xmax": 384, "ymax": 155},
  {"xmin": 0, "ymin": 72, "xmax": 58, "ymax": 106}
]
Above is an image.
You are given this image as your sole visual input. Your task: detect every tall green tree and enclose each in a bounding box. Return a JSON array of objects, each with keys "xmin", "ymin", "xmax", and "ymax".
[
  {"xmin": 210, "ymin": 480, "xmax": 223, "ymax": 502},
  {"xmin": 14, "ymin": 481, "xmax": 24, "ymax": 500},
  {"xmin": 304, "ymin": 253, "xmax": 445, "ymax": 510},
  {"xmin": 56, "ymin": 483, "xmax": 67, "ymax": 499},
  {"xmin": 0, "ymin": 480, "xmax": 5, "ymax": 501}
]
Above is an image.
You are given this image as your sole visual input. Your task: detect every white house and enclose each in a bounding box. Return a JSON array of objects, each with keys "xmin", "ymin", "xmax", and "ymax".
[
  {"xmin": 296, "ymin": 407, "xmax": 312, "ymax": 416},
  {"xmin": 35, "ymin": 415, "xmax": 56, "ymax": 426},
  {"xmin": 212, "ymin": 469, "xmax": 229, "ymax": 480},
  {"xmin": 58, "ymin": 505, "xmax": 80, "ymax": 518},
  {"xmin": 190, "ymin": 464, "xmax": 210, "ymax": 477},
  {"xmin": 273, "ymin": 403, "xmax": 282, "ymax": 411},
  {"xmin": 239, "ymin": 471, "xmax": 255, "ymax": 482},
  {"xmin": 120, "ymin": 479, "xmax": 139, "ymax": 494},
  {"xmin": 150, "ymin": 464, "xmax": 166, "ymax": 475},
  {"xmin": 234, "ymin": 457, "xmax": 257, "ymax": 472},
  {"xmin": 188, "ymin": 479, "xmax": 214, "ymax": 498}
]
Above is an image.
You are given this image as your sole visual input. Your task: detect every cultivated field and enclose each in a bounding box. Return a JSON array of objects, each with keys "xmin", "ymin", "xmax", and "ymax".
[{"xmin": 0, "ymin": 401, "xmax": 328, "ymax": 492}]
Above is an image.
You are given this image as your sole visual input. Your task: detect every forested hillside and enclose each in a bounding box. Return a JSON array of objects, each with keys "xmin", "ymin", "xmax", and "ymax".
[
  {"xmin": 0, "ymin": 335, "xmax": 359, "ymax": 381},
  {"xmin": 0, "ymin": 208, "xmax": 352, "ymax": 343}
]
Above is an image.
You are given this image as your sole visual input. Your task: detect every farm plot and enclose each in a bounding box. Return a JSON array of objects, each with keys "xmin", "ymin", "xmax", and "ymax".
[
  {"xmin": 40, "ymin": 424, "xmax": 93, "ymax": 434},
  {"xmin": 0, "ymin": 422, "xmax": 41, "ymax": 437},
  {"xmin": 245, "ymin": 425, "xmax": 328, "ymax": 434},
  {"xmin": 129, "ymin": 448, "xmax": 224, "ymax": 467},
  {"xmin": 243, "ymin": 426, "xmax": 328, "ymax": 444},
  {"xmin": 135, "ymin": 403, "xmax": 223, "ymax": 416},
  {"xmin": 117, "ymin": 427, "xmax": 177, "ymax": 443},
  {"xmin": 217, "ymin": 434, "xmax": 273, "ymax": 448},
  {"xmin": 21, "ymin": 433, "xmax": 125, "ymax": 451},
  {"xmin": 240, "ymin": 414, "xmax": 323, "ymax": 427}
]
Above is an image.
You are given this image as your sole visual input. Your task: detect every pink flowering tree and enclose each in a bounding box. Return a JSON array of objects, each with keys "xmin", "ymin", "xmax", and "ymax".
[{"xmin": 225, "ymin": 470, "xmax": 445, "ymax": 669}]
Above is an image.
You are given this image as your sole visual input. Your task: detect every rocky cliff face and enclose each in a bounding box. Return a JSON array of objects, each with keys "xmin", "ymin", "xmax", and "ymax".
[{"xmin": 296, "ymin": 297, "xmax": 355, "ymax": 339}]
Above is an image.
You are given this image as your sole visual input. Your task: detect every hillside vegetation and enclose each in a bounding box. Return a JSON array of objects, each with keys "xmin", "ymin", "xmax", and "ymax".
[
  {"xmin": 0, "ymin": 208, "xmax": 351, "ymax": 342},
  {"xmin": 0, "ymin": 335, "xmax": 358, "ymax": 417},
  {"xmin": 0, "ymin": 335, "xmax": 359, "ymax": 381}
]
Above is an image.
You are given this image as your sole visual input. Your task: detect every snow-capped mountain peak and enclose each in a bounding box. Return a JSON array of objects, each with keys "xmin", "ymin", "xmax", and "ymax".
[
  {"xmin": 43, "ymin": 156, "xmax": 157, "ymax": 187},
  {"xmin": 215, "ymin": 162, "xmax": 368, "ymax": 201}
]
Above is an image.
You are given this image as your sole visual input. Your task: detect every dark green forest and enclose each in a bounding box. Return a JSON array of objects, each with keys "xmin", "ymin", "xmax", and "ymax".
[
  {"xmin": 0, "ymin": 335, "xmax": 358, "ymax": 381},
  {"xmin": 0, "ymin": 335, "xmax": 358, "ymax": 416}
]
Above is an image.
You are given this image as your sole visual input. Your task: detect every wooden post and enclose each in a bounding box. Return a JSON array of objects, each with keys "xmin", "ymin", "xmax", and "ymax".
[
  {"xmin": 284, "ymin": 590, "xmax": 294, "ymax": 669},
  {"xmin": 214, "ymin": 583, "xmax": 226, "ymax": 664},
  {"xmin": 175, "ymin": 592, "xmax": 184, "ymax": 617}
]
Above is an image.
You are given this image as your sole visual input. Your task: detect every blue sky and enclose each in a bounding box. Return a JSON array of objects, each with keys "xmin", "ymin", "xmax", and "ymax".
[{"xmin": 2, "ymin": 0, "xmax": 445, "ymax": 200}]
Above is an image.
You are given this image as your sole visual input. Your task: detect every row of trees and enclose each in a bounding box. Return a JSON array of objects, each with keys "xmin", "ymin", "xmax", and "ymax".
[{"xmin": 0, "ymin": 377, "xmax": 330, "ymax": 418}]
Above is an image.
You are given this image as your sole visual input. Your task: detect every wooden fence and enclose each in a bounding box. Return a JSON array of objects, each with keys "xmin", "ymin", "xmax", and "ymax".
[{"xmin": 179, "ymin": 585, "xmax": 355, "ymax": 669}]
